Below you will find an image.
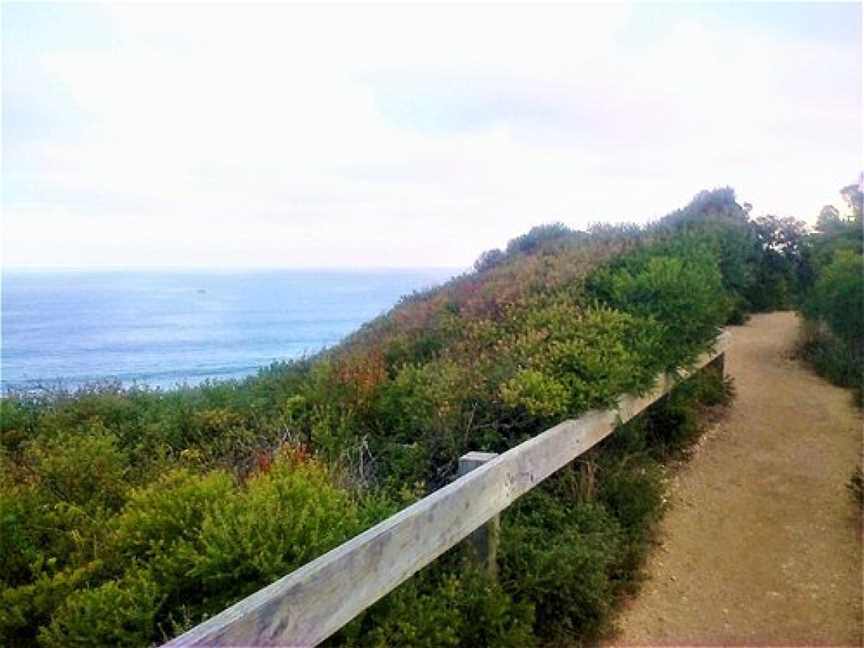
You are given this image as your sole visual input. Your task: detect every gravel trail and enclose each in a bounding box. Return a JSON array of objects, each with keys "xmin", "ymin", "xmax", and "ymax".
[{"xmin": 611, "ymin": 312, "xmax": 862, "ymax": 646}]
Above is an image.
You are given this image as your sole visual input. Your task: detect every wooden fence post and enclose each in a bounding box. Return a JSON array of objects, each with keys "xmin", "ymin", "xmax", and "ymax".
[
  {"xmin": 457, "ymin": 451, "xmax": 500, "ymax": 578},
  {"xmin": 708, "ymin": 348, "xmax": 726, "ymax": 378}
]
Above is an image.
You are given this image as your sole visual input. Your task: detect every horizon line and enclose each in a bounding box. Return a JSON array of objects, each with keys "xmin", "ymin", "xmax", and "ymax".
[{"xmin": 2, "ymin": 265, "xmax": 468, "ymax": 274}]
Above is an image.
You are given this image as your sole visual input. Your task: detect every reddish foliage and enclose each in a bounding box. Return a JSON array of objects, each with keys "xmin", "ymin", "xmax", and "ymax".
[{"xmin": 334, "ymin": 347, "xmax": 388, "ymax": 411}]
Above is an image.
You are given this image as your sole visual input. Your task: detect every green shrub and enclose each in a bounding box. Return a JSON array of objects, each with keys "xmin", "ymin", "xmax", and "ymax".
[
  {"xmin": 0, "ymin": 562, "xmax": 102, "ymax": 646},
  {"xmin": 797, "ymin": 322, "xmax": 863, "ymax": 405},
  {"xmin": 339, "ymin": 568, "xmax": 535, "ymax": 648},
  {"xmin": 23, "ymin": 424, "xmax": 129, "ymax": 512},
  {"xmin": 37, "ymin": 570, "xmax": 163, "ymax": 648},
  {"xmin": 596, "ymin": 457, "xmax": 665, "ymax": 583},
  {"xmin": 601, "ymin": 365, "xmax": 730, "ymax": 460},
  {"xmin": 0, "ymin": 398, "xmax": 40, "ymax": 456},
  {"xmin": 692, "ymin": 361, "xmax": 735, "ymax": 407},
  {"xmin": 186, "ymin": 406, "xmax": 258, "ymax": 467},
  {"xmin": 500, "ymin": 489, "xmax": 623, "ymax": 642},
  {"xmin": 798, "ymin": 189, "xmax": 863, "ymax": 401},
  {"xmin": 500, "ymin": 304, "xmax": 664, "ymax": 419},
  {"xmin": 597, "ymin": 458, "xmax": 665, "ymax": 539},
  {"xmin": 803, "ymin": 250, "xmax": 864, "ymax": 350},
  {"xmin": 380, "ymin": 360, "xmax": 473, "ymax": 443},
  {"xmin": 107, "ymin": 454, "xmax": 359, "ymax": 635},
  {"xmin": 0, "ymin": 487, "xmax": 105, "ymax": 594},
  {"xmin": 0, "ymin": 487, "xmax": 41, "ymax": 588},
  {"xmin": 105, "ymin": 467, "xmax": 236, "ymax": 612},
  {"xmin": 1, "ymin": 426, "xmax": 131, "ymax": 587},
  {"xmin": 500, "ymin": 369, "xmax": 570, "ymax": 419},
  {"xmin": 110, "ymin": 469, "xmax": 234, "ymax": 561},
  {"xmin": 1, "ymin": 450, "xmax": 360, "ymax": 646},
  {"xmin": 589, "ymin": 250, "xmax": 731, "ymax": 367},
  {"xmin": 35, "ymin": 386, "xmax": 147, "ymax": 452},
  {"xmin": 188, "ymin": 452, "xmax": 360, "ymax": 611}
]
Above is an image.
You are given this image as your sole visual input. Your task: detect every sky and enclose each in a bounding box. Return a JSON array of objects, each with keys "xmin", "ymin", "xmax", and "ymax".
[{"xmin": 2, "ymin": 2, "xmax": 862, "ymax": 270}]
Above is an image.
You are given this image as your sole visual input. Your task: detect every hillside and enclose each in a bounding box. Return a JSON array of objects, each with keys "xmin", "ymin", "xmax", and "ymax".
[{"xmin": 0, "ymin": 187, "xmax": 815, "ymax": 646}]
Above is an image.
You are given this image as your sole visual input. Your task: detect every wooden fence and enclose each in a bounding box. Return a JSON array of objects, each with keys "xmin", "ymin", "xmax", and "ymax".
[{"xmin": 164, "ymin": 332, "xmax": 730, "ymax": 647}]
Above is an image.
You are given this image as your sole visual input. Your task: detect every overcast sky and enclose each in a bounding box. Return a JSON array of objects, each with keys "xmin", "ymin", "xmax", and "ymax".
[{"xmin": 3, "ymin": 2, "xmax": 861, "ymax": 269}]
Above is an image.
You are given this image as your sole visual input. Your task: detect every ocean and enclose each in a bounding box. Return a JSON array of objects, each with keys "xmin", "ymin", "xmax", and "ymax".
[{"xmin": 1, "ymin": 269, "xmax": 457, "ymax": 391}]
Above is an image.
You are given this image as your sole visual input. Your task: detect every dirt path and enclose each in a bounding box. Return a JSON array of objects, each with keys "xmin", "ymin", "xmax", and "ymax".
[{"xmin": 610, "ymin": 312, "xmax": 863, "ymax": 646}]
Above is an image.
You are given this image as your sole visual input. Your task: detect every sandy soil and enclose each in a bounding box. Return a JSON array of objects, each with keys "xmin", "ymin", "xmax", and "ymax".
[{"xmin": 609, "ymin": 312, "xmax": 863, "ymax": 646}]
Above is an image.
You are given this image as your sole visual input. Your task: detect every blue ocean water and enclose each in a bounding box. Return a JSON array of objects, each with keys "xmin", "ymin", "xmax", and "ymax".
[{"xmin": 1, "ymin": 269, "xmax": 456, "ymax": 391}]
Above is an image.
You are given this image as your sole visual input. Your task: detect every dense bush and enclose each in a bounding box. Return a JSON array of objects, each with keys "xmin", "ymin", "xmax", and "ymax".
[
  {"xmin": 501, "ymin": 495, "xmax": 622, "ymax": 642},
  {"xmin": 588, "ymin": 245, "xmax": 730, "ymax": 366},
  {"xmin": 1, "ymin": 450, "xmax": 362, "ymax": 646},
  {"xmin": 802, "ymin": 250, "xmax": 863, "ymax": 353},
  {"xmin": 499, "ymin": 303, "xmax": 663, "ymax": 417},
  {"xmin": 655, "ymin": 187, "xmax": 806, "ymax": 314},
  {"xmin": 797, "ymin": 184, "xmax": 863, "ymax": 403},
  {"xmin": 38, "ymin": 571, "xmax": 163, "ymax": 648},
  {"xmin": 338, "ymin": 565, "xmax": 536, "ymax": 647}
]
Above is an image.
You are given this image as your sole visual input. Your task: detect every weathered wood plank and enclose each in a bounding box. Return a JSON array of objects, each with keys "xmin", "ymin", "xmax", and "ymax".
[
  {"xmin": 164, "ymin": 333, "xmax": 729, "ymax": 648},
  {"xmin": 458, "ymin": 451, "xmax": 501, "ymax": 577}
]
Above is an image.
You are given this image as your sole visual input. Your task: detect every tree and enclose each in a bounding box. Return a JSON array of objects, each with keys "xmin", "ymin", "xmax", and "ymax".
[
  {"xmin": 803, "ymin": 250, "xmax": 864, "ymax": 350},
  {"xmin": 505, "ymin": 223, "xmax": 574, "ymax": 256},
  {"xmin": 753, "ymin": 214, "xmax": 807, "ymax": 258},
  {"xmin": 800, "ymin": 180, "xmax": 864, "ymax": 309},
  {"xmin": 816, "ymin": 205, "xmax": 842, "ymax": 234},
  {"xmin": 840, "ymin": 181, "xmax": 863, "ymax": 222},
  {"xmin": 473, "ymin": 248, "xmax": 505, "ymax": 273}
]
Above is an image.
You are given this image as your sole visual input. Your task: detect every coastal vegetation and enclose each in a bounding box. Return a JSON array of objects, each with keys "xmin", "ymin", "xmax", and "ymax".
[
  {"xmin": 1, "ymin": 185, "xmax": 853, "ymax": 646},
  {"xmin": 796, "ymin": 183, "xmax": 863, "ymax": 404}
]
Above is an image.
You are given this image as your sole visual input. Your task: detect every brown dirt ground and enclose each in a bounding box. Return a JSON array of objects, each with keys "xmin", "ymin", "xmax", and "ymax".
[{"xmin": 608, "ymin": 312, "xmax": 863, "ymax": 647}]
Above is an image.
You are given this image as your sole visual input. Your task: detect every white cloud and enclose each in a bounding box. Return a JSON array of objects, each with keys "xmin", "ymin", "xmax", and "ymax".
[{"xmin": 2, "ymin": 3, "xmax": 860, "ymax": 269}]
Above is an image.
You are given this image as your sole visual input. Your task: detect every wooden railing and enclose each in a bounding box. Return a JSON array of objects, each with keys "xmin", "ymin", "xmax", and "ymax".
[{"xmin": 164, "ymin": 332, "xmax": 730, "ymax": 647}]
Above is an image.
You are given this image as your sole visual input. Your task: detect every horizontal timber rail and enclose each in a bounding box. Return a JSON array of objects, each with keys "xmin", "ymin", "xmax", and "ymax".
[{"xmin": 164, "ymin": 332, "xmax": 730, "ymax": 647}]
